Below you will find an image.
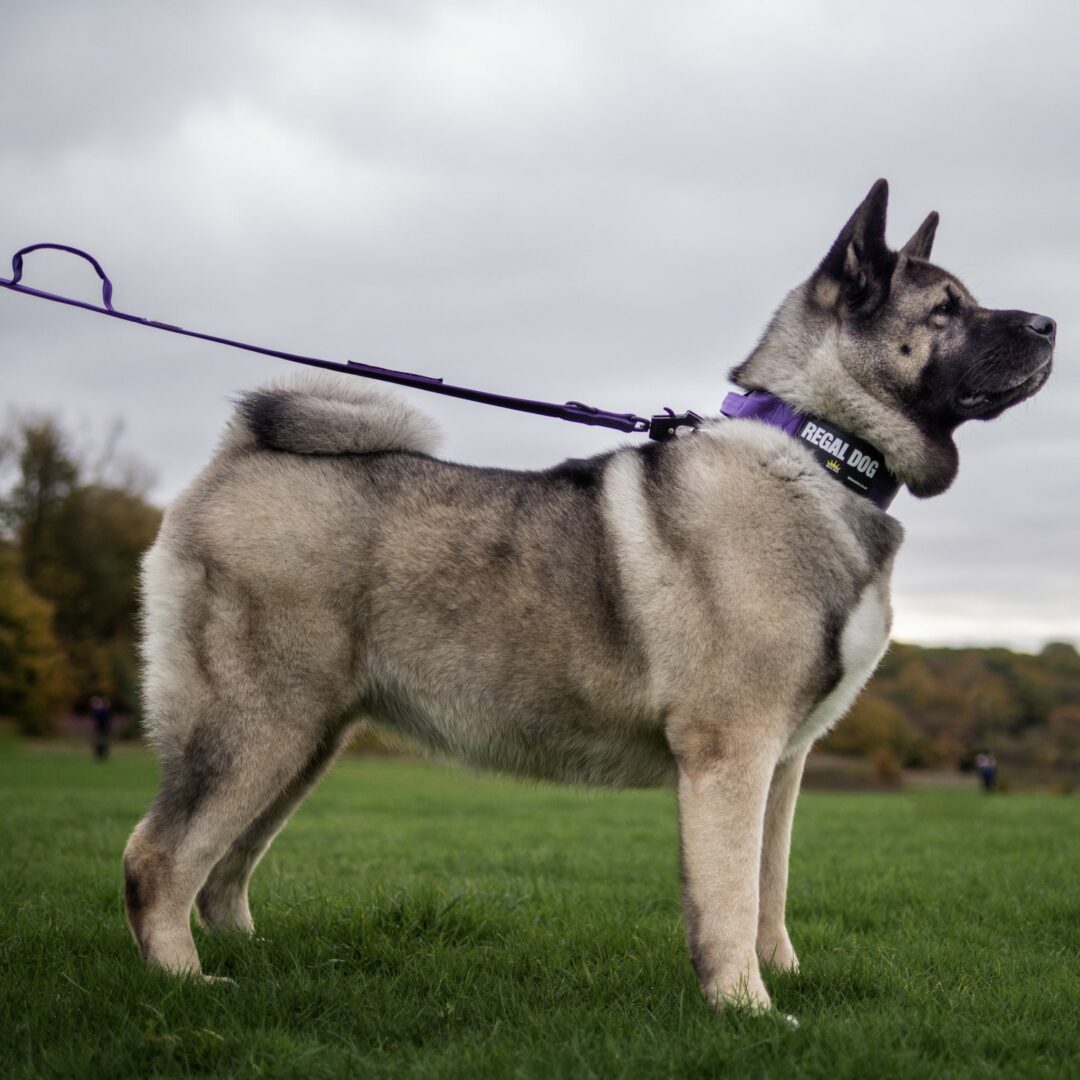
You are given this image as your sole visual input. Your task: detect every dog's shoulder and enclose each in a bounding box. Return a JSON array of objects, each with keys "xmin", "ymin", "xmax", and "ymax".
[{"xmin": 657, "ymin": 420, "xmax": 905, "ymax": 572}]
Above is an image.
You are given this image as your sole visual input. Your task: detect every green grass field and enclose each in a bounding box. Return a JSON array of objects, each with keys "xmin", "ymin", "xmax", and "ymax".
[{"xmin": 1, "ymin": 742, "xmax": 1078, "ymax": 1079}]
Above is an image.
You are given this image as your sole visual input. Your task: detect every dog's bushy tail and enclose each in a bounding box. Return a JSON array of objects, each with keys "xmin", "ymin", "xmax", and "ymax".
[{"xmin": 227, "ymin": 372, "xmax": 442, "ymax": 456}]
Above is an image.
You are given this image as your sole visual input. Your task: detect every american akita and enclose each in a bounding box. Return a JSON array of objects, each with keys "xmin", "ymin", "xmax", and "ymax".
[{"xmin": 124, "ymin": 180, "xmax": 1054, "ymax": 1012}]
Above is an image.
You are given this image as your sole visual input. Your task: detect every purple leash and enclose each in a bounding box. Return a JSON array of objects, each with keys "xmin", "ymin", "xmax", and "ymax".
[{"xmin": 0, "ymin": 243, "xmax": 702, "ymax": 441}]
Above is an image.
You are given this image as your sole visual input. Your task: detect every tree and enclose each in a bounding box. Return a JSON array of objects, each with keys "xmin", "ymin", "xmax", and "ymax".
[
  {"xmin": 0, "ymin": 417, "xmax": 78, "ymax": 589},
  {"xmin": 0, "ymin": 544, "xmax": 70, "ymax": 735},
  {"xmin": 0, "ymin": 413, "xmax": 162, "ymax": 720},
  {"xmin": 1040, "ymin": 642, "xmax": 1080, "ymax": 675}
]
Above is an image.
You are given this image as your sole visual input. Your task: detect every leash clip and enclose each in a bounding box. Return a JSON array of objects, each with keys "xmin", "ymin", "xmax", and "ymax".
[{"xmin": 648, "ymin": 409, "xmax": 703, "ymax": 441}]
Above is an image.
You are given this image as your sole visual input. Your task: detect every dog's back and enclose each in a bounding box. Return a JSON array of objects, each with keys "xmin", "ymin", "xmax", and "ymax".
[{"xmin": 140, "ymin": 374, "xmax": 665, "ymax": 783}]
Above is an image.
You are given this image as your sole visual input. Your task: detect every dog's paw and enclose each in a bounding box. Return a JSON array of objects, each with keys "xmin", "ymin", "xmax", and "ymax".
[
  {"xmin": 194, "ymin": 890, "xmax": 255, "ymax": 935},
  {"xmin": 757, "ymin": 929, "xmax": 799, "ymax": 974},
  {"xmin": 704, "ymin": 972, "xmax": 772, "ymax": 1015}
]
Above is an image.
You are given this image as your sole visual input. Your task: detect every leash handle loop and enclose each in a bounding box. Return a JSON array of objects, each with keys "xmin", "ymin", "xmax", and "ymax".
[{"xmin": 9, "ymin": 243, "xmax": 116, "ymax": 312}]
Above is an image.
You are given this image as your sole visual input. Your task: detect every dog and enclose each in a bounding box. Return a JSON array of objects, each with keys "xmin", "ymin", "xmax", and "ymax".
[{"xmin": 124, "ymin": 180, "xmax": 1054, "ymax": 1012}]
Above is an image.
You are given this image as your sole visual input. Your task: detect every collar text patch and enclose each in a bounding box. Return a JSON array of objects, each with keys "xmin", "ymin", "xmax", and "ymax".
[{"xmin": 795, "ymin": 418, "xmax": 899, "ymax": 506}]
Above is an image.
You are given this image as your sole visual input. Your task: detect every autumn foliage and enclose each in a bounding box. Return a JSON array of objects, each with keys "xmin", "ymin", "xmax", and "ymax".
[
  {"xmin": 824, "ymin": 640, "xmax": 1080, "ymax": 774},
  {"xmin": 0, "ymin": 414, "xmax": 161, "ymax": 734}
]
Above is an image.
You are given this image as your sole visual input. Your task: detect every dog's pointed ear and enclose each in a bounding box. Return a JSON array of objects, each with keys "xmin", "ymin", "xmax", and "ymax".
[
  {"xmin": 812, "ymin": 179, "xmax": 896, "ymax": 313},
  {"xmin": 900, "ymin": 211, "xmax": 939, "ymax": 260}
]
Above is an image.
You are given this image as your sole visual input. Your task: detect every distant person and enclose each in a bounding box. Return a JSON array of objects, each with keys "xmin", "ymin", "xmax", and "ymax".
[
  {"xmin": 90, "ymin": 695, "xmax": 113, "ymax": 761},
  {"xmin": 974, "ymin": 751, "xmax": 998, "ymax": 793}
]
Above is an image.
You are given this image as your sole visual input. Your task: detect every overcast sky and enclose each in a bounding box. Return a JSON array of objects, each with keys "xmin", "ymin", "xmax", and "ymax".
[{"xmin": 1, "ymin": 0, "xmax": 1076, "ymax": 649}]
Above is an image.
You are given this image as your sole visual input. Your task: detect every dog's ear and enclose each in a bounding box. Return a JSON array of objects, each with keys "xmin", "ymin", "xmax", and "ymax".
[
  {"xmin": 812, "ymin": 178, "xmax": 896, "ymax": 314},
  {"xmin": 900, "ymin": 211, "xmax": 939, "ymax": 260}
]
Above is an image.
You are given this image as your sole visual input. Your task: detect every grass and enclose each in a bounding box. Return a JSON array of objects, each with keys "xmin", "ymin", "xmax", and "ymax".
[{"xmin": 1, "ymin": 741, "xmax": 1078, "ymax": 1079}]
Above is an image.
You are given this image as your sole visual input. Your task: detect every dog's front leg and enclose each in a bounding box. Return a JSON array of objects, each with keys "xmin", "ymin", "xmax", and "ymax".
[
  {"xmin": 673, "ymin": 729, "xmax": 782, "ymax": 1012},
  {"xmin": 756, "ymin": 748, "xmax": 808, "ymax": 973}
]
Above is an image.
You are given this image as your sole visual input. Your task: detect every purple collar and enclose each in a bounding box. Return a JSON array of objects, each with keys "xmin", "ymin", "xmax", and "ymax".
[{"xmin": 720, "ymin": 390, "xmax": 901, "ymax": 510}]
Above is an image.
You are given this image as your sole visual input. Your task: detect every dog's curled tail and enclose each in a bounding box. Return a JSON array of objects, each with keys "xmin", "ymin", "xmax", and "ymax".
[{"xmin": 227, "ymin": 372, "xmax": 442, "ymax": 456}]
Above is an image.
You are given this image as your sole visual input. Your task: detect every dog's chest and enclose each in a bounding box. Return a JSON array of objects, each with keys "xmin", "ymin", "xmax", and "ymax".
[{"xmin": 782, "ymin": 580, "xmax": 892, "ymax": 761}]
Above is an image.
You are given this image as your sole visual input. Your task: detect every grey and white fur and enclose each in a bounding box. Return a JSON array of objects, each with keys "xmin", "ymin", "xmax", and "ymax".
[{"xmin": 124, "ymin": 180, "xmax": 1055, "ymax": 1013}]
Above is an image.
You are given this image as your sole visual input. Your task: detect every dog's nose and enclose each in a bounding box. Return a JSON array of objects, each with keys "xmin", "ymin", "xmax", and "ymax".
[{"xmin": 1025, "ymin": 314, "xmax": 1056, "ymax": 342}]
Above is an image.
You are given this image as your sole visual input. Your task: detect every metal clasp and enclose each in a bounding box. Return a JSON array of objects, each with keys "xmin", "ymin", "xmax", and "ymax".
[{"xmin": 648, "ymin": 409, "xmax": 704, "ymax": 440}]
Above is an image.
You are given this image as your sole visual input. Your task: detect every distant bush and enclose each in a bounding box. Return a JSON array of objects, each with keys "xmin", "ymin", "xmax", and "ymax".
[{"xmin": 871, "ymin": 746, "xmax": 902, "ymax": 784}]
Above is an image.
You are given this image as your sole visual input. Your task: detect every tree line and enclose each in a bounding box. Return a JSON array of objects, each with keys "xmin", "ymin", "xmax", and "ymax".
[
  {"xmin": 824, "ymin": 640, "xmax": 1080, "ymax": 776},
  {"xmin": 0, "ymin": 413, "xmax": 161, "ymax": 734}
]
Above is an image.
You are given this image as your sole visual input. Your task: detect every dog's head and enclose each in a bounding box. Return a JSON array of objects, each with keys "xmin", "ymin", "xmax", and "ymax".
[{"xmin": 731, "ymin": 180, "xmax": 1055, "ymax": 497}]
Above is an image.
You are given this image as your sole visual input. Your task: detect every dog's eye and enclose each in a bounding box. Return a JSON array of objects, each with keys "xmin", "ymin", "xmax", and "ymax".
[{"xmin": 932, "ymin": 289, "xmax": 960, "ymax": 319}]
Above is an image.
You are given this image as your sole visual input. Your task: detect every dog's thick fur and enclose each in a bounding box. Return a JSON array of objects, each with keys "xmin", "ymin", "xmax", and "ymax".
[{"xmin": 124, "ymin": 181, "xmax": 1054, "ymax": 1012}]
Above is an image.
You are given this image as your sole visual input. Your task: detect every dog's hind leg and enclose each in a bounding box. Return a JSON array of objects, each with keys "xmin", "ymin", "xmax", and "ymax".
[
  {"xmin": 123, "ymin": 708, "xmax": 337, "ymax": 976},
  {"xmin": 125, "ymin": 534, "xmax": 363, "ymax": 976},
  {"xmin": 195, "ymin": 722, "xmax": 356, "ymax": 934}
]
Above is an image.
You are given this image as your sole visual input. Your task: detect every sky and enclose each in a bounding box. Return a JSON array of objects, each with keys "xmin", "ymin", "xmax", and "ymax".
[{"xmin": 1, "ymin": 0, "xmax": 1077, "ymax": 649}]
